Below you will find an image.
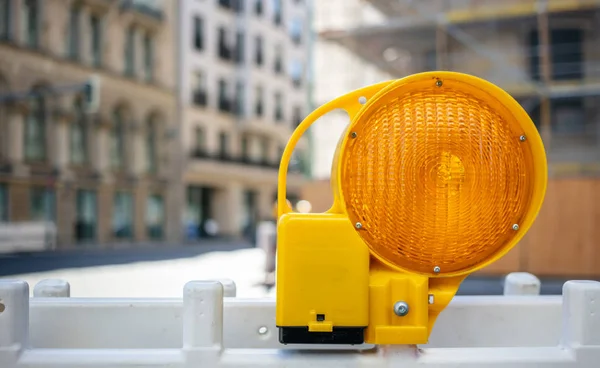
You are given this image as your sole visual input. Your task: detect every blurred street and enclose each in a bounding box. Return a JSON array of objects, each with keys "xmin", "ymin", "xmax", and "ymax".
[
  {"xmin": 0, "ymin": 242, "xmax": 575, "ymax": 298},
  {"xmin": 0, "ymin": 242, "xmax": 273, "ymax": 298}
]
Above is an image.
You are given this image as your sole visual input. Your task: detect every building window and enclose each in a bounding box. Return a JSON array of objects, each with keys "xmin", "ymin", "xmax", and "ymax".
[
  {"xmin": 186, "ymin": 186, "xmax": 213, "ymax": 239},
  {"xmin": 254, "ymin": 0, "xmax": 263, "ymax": 15},
  {"xmin": 255, "ymin": 85, "xmax": 263, "ymax": 117},
  {"xmin": 274, "ymin": 44, "xmax": 283, "ymax": 74},
  {"xmin": 70, "ymin": 97, "xmax": 87, "ymax": 165},
  {"xmin": 143, "ymin": 32, "xmax": 154, "ymax": 82},
  {"xmin": 241, "ymin": 135, "xmax": 249, "ymax": 160},
  {"xmin": 0, "ymin": 184, "xmax": 7, "ymax": 222},
  {"xmin": 67, "ymin": 5, "xmax": 80, "ymax": 60},
  {"xmin": 110, "ymin": 108, "xmax": 125, "ymax": 170},
  {"xmin": 293, "ymin": 106, "xmax": 303, "ymax": 127},
  {"xmin": 218, "ymin": 0, "xmax": 231, "ymax": 9},
  {"xmin": 30, "ymin": 186, "xmax": 55, "ymax": 222},
  {"xmin": 90, "ymin": 14, "xmax": 102, "ymax": 67},
  {"xmin": 274, "ymin": 92, "xmax": 283, "ymax": 122},
  {"xmin": 124, "ymin": 25, "xmax": 135, "ymax": 76},
  {"xmin": 235, "ymin": 81, "xmax": 244, "ymax": 117},
  {"xmin": 24, "ymin": 92, "xmax": 46, "ymax": 162},
  {"xmin": 219, "ymin": 132, "xmax": 228, "ymax": 159},
  {"xmin": 234, "ymin": 31, "xmax": 244, "ymax": 64},
  {"xmin": 233, "ymin": 0, "xmax": 244, "ymax": 13},
  {"xmin": 76, "ymin": 189, "xmax": 97, "ymax": 242},
  {"xmin": 289, "ymin": 17, "xmax": 302, "ymax": 44},
  {"xmin": 195, "ymin": 126, "xmax": 205, "ymax": 153},
  {"xmin": 146, "ymin": 194, "xmax": 164, "ymax": 240},
  {"xmin": 22, "ymin": 0, "xmax": 39, "ymax": 48},
  {"xmin": 113, "ymin": 192, "xmax": 133, "ymax": 239},
  {"xmin": 255, "ymin": 35, "xmax": 263, "ymax": 66},
  {"xmin": 218, "ymin": 79, "xmax": 230, "ymax": 112},
  {"xmin": 146, "ymin": 116, "xmax": 157, "ymax": 174},
  {"xmin": 218, "ymin": 0, "xmax": 243, "ymax": 13},
  {"xmin": 0, "ymin": 0, "xmax": 10, "ymax": 40},
  {"xmin": 241, "ymin": 190, "xmax": 257, "ymax": 238},
  {"xmin": 260, "ymin": 137, "xmax": 269, "ymax": 162},
  {"xmin": 290, "ymin": 59, "xmax": 302, "ymax": 87},
  {"xmin": 192, "ymin": 71, "xmax": 207, "ymax": 106},
  {"xmin": 272, "ymin": 0, "xmax": 282, "ymax": 26},
  {"xmin": 217, "ymin": 27, "xmax": 231, "ymax": 61},
  {"xmin": 193, "ymin": 16, "xmax": 203, "ymax": 50}
]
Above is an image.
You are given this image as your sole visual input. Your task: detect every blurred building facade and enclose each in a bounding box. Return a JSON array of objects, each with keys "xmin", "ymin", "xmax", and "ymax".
[
  {"xmin": 0, "ymin": 0, "xmax": 180, "ymax": 248},
  {"xmin": 310, "ymin": 0, "xmax": 600, "ymax": 277},
  {"xmin": 178, "ymin": 0, "xmax": 310, "ymax": 240},
  {"xmin": 310, "ymin": 0, "xmax": 392, "ymax": 180}
]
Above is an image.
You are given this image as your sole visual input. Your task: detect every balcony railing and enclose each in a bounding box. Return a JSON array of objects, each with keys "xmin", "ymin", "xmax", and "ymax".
[{"xmin": 190, "ymin": 150, "xmax": 281, "ymax": 170}]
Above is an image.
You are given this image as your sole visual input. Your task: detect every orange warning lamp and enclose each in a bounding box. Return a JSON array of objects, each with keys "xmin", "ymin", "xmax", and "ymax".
[{"xmin": 275, "ymin": 72, "xmax": 547, "ymax": 345}]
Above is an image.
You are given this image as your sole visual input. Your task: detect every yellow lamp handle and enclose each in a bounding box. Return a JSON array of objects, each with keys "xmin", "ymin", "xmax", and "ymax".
[{"xmin": 277, "ymin": 80, "xmax": 394, "ymax": 219}]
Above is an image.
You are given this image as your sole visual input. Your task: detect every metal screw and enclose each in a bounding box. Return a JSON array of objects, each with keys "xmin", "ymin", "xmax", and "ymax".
[
  {"xmin": 393, "ymin": 301, "xmax": 409, "ymax": 316},
  {"xmin": 428, "ymin": 294, "xmax": 435, "ymax": 304},
  {"xmin": 433, "ymin": 266, "xmax": 441, "ymax": 273},
  {"xmin": 435, "ymin": 80, "xmax": 443, "ymax": 87},
  {"xmin": 512, "ymin": 224, "xmax": 519, "ymax": 231},
  {"xmin": 519, "ymin": 135, "xmax": 526, "ymax": 142},
  {"xmin": 355, "ymin": 222, "xmax": 363, "ymax": 229},
  {"xmin": 351, "ymin": 132, "xmax": 357, "ymax": 139}
]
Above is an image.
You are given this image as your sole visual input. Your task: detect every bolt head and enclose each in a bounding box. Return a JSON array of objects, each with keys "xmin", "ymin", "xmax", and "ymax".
[
  {"xmin": 433, "ymin": 266, "xmax": 441, "ymax": 273},
  {"xmin": 519, "ymin": 135, "xmax": 526, "ymax": 142},
  {"xmin": 393, "ymin": 301, "xmax": 409, "ymax": 316},
  {"xmin": 435, "ymin": 80, "xmax": 443, "ymax": 87},
  {"xmin": 351, "ymin": 132, "xmax": 357, "ymax": 138},
  {"xmin": 512, "ymin": 224, "xmax": 520, "ymax": 231},
  {"xmin": 355, "ymin": 222, "xmax": 362, "ymax": 229}
]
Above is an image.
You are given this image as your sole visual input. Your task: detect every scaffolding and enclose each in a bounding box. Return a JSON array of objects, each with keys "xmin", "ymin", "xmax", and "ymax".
[{"xmin": 320, "ymin": 0, "xmax": 600, "ymax": 177}]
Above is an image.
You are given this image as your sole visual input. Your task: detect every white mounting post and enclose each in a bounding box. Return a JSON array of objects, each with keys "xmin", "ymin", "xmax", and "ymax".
[
  {"xmin": 33, "ymin": 280, "xmax": 70, "ymax": 298},
  {"xmin": 504, "ymin": 272, "xmax": 541, "ymax": 296},
  {"xmin": 215, "ymin": 279, "xmax": 236, "ymax": 297},
  {"xmin": 183, "ymin": 281, "xmax": 224, "ymax": 367},
  {"xmin": 561, "ymin": 280, "xmax": 600, "ymax": 366}
]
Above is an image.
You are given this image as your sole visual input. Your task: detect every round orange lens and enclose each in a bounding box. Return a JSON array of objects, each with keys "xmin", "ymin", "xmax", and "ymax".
[{"xmin": 339, "ymin": 76, "xmax": 537, "ymax": 276}]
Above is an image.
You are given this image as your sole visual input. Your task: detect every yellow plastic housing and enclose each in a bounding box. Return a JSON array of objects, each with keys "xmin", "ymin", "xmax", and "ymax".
[
  {"xmin": 275, "ymin": 71, "xmax": 547, "ymax": 345},
  {"xmin": 275, "ymin": 213, "xmax": 370, "ymax": 330}
]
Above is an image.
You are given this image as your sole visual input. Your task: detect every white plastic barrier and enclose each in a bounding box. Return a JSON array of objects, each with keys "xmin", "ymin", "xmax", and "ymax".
[
  {"xmin": 0, "ymin": 222, "xmax": 57, "ymax": 254},
  {"xmin": 0, "ymin": 273, "xmax": 599, "ymax": 367}
]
